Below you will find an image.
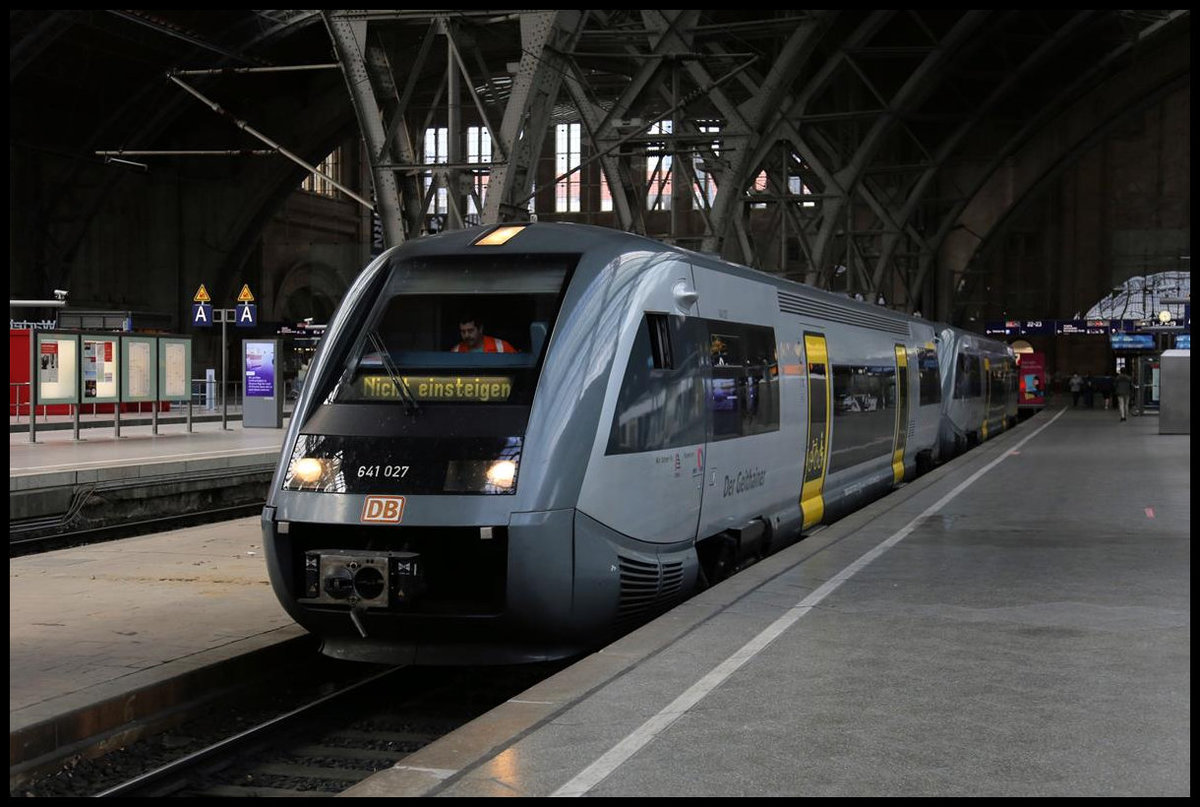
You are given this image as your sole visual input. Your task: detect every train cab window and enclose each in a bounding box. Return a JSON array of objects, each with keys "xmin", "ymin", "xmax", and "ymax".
[
  {"xmin": 606, "ymin": 314, "xmax": 707, "ymax": 454},
  {"xmin": 321, "ymin": 254, "xmax": 574, "ymax": 406}
]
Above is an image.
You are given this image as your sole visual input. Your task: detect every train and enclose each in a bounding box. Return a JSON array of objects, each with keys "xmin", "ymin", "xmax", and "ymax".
[{"xmin": 262, "ymin": 222, "xmax": 1019, "ymax": 665}]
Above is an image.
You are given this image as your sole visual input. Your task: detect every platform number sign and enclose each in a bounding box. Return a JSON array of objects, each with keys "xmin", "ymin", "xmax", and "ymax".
[
  {"xmin": 235, "ymin": 284, "xmax": 257, "ymax": 328},
  {"xmin": 192, "ymin": 284, "xmax": 213, "ymax": 327}
]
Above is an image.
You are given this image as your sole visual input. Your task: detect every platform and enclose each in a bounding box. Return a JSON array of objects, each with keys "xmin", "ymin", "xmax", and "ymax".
[
  {"xmin": 8, "ymin": 405, "xmax": 1189, "ymax": 796},
  {"xmin": 9, "ymin": 413, "xmax": 292, "ymax": 534}
]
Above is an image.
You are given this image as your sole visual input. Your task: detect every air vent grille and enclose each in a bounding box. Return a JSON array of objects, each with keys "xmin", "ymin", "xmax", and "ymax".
[
  {"xmin": 617, "ymin": 555, "xmax": 686, "ymax": 624},
  {"xmin": 778, "ymin": 290, "xmax": 910, "ymax": 336}
]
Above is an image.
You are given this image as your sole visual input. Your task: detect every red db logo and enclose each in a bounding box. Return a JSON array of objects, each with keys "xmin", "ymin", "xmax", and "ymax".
[{"xmin": 361, "ymin": 496, "xmax": 406, "ymax": 523}]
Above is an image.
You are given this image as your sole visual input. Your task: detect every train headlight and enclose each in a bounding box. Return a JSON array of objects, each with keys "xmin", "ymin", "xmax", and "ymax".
[
  {"xmin": 292, "ymin": 457, "xmax": 326, "ymax": 483},
  {"xmin": 444, "ymin": 455, "xmax": 520, "ymax": 493},
  {"xmin": 485, "ymin": 459, "xmax": 517, "ymax": 490},
  {"xmin": 284, "ymin": 455, "xmax": 342, "ymax": 491}
]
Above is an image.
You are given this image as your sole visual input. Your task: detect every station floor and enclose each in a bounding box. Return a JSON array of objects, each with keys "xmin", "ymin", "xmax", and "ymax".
[{"xmin": 8, "ymin": 404, "xmax": 1190, "ymax": 796}]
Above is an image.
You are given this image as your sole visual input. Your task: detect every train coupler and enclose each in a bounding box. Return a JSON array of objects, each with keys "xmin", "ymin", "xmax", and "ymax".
[{"xmin": 300, "ymin": 550, "xmax": 426, "ymax": 610}]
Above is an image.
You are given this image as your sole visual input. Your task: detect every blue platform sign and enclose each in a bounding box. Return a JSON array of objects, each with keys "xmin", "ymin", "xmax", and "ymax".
[
  {"xmin": 192, "ymin": 302, "xmax": 213, "ymax": 327},
  {"xmin": 234, "ymin": 302, "xmax": 257, "ymax": 328},
  {"xmin": 1175, "ymin": 333, "xmax": 1189, "ymax": 350},
  {"xmin": 1110, "ymin": 333, "xmax": 1154, "ymax": 350},
  {"xmin": 1019, "ymin": 320, "xmax": 1052, "ymax": 335}
]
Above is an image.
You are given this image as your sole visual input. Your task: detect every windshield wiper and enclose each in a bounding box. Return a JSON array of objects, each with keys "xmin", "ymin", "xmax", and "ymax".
[{"xmin": 367, "ymin": 330, "xmax": 421, "ymax": 416}]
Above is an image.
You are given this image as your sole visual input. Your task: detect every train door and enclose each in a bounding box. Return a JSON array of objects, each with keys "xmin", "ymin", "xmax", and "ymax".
[
  {"xmin": 800, "ymin": 333, "xmax": 831, "ymax": 530},
  {"xmin": 690, "ymin": 266, "xmax": 781, "ymax": 542},
  {"xmin": 891, "ymin": 343, "xmax": 909, "ymax": 484}
]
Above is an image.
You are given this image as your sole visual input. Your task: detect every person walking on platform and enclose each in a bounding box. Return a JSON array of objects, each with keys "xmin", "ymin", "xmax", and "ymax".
[
  {"xmin": 1083, "ymin": 376, "xmax": 1095, "ymax": 408},
  {"xmin": 1069, "ymin": 372, "xmax": 1083, "ymax": 407},
  {"xmin": 1114, "ymin": 369, "xmax": 1135, "ymax": 421}
]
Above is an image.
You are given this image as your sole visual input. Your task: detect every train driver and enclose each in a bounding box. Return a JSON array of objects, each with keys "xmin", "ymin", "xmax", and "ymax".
[{"xmin": 452, "ymin": 313, "xmax": 519, "ymax": 353}]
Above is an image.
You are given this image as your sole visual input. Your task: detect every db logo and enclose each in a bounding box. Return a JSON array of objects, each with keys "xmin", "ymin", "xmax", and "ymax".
[{"xmin": 361, "ymin": 495, "xmax": 406, "ymax": 523}]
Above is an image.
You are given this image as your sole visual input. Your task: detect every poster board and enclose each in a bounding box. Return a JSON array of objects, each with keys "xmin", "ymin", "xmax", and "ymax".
[
  {"xmin": 35, "ymin": 331, "xmax": 80, "ymax": 405},
  {"xmin": 157, "ymin": 337, "xmax": 192, "ymax": 401},
  {"xmin": 242, "ymin": 338, "xmax": 282, "ymax": 427},
  {"xmin": 79, "ymin": 333, "xmax": 121, "ymax": 403},
  {"xmin": 121, "ymin": 335, "xmax": 158, "ymax": 402}
]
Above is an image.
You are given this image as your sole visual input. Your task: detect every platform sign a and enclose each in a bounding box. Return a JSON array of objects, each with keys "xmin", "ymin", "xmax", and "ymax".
[
  {"xmin": 192, "ymin": 302, "xmax": 213, "ymax": 327},
  {"xmin": 235, "ymin": 302, "xmax": 257, "ymax": 327}
]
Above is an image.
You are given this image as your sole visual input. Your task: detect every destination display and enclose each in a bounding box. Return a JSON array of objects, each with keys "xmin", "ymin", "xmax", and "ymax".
[
  {"xmin": 1109, "ymin": 333, "xmax": 1155, "ymax": 350},
  {"xmin": 360, "ymin": 375, "xmax": 513, "ymax": 402}
]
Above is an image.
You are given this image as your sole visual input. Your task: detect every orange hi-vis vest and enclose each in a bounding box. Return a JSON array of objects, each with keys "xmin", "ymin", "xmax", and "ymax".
[{"xmin": 453, "ymin": 335, "xmax": 517, "ymax": 353}]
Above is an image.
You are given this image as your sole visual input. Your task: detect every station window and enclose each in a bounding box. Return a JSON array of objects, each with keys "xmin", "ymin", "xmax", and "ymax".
[
  {"xmin": 424, "ymin": 127, "xmax": 448, "ymax": 215},
  {"xmin": 301, "ymin": 147, "xmax": 341, "ymax": 198},
  {"xmin": 646, "ymin": 120, "xmax": 672, "ymax": 211},
  {"xmin": 555, "ymin": 123, "xmax": 582, "ymax": 212},
  {"xmin": 693, "ymin": 122, "xmax": 721, "ymax": 209},
  {"xmin": 466, "ymin": 126, "xmax": 491, "ymax": 217}
]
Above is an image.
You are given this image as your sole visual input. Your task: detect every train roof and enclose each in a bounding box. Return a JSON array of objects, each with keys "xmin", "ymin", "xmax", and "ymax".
[{"xmin": 386, "ymin": 221, "xmax": 932, "ymax": 331}]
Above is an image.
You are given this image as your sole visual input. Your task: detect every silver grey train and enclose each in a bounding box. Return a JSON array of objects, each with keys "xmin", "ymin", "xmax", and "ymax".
[
  {"xmin": 935, "ymin": 325, "xmax": 1019, "ymax": 459},
  {"xmin": 262, "ymin": 222, "xmax": 1018, "ymax": 665}
]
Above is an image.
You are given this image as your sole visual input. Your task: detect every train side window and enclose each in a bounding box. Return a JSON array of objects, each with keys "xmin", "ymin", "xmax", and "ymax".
[
  {"xmin": 606, "ymin": 314, "xmax": 706, "ymax": 454},
  {"xmin": 954, "ymin": 353, "xmax": 982, "ymax": 399},
  {"xmin": 707, "ymin": 321, "xmax": 779, "ymax": 441},
  {"xmin": 829, "ymin": 363, "xmax": 895, "ymax": 473},
  {"xmin": 917, "ymin": 348, "xmax": 941, "ymax": 406}
]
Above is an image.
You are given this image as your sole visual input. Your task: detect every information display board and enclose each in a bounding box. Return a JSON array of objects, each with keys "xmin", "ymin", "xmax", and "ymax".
[
  {"xmin": 121, "ymin": 335, "xmax": 159, "ymax": 402},
  {"xmin": 1017, "ymin": 351, "xmax": 1046, "ymax": 406},
  {"xmin": 242, "ymin": 338, "xmax": 282, "ymax": 428},
  {"xmin": 34, "ymin": 331, "xmax": 80, "ymax": 405},
  {"xmin": 1110, "ymin": 333, "xmax": 1155, "ymax": 350},
  {"xmin": 79, "ymin": 333, "xmax": 120, "ymax": 403},
  {"xmin": 158, "ymin": 337, "xmax": 192, "ymax": 401}
]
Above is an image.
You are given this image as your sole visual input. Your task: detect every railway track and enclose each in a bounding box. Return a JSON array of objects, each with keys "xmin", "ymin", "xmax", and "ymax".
[
  {"xmin": 8, "ymin": 501, "xmax": 266, "ymax": 557},
  {"xmin": 22, "ymin": 660, "xmax": 571, "ymax": 798}
]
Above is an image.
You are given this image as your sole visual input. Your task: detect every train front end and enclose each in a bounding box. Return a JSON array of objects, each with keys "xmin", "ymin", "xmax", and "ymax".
[{"xmin": 262, "ymin": 225, "xmax": 592, "ymax": 665}]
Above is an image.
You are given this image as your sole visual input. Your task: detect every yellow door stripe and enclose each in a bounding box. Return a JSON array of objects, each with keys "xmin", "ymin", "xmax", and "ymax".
[
  {"xmin": 891, "ymin": 344, "xmax": 908, "ymax": 484},
  {"xmin": 800, "ymin": 333, "xmax": 830, "ymax": 530}
]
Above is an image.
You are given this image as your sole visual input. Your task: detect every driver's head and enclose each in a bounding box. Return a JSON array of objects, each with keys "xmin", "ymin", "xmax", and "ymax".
[{"xmin": 458, "ymin": 316, "xmax": 483, "ymax": 348}]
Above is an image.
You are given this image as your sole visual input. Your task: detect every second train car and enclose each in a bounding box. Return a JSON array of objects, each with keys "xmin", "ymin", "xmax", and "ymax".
[{"xmin": 262, "ymin": 221, "xmax": 1017, "ymax": 665}]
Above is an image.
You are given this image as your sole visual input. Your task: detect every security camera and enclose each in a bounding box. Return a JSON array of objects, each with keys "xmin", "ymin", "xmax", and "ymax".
[{"xmin": 53, "ymin": 289, "xmax": 69, "ymax": 300}]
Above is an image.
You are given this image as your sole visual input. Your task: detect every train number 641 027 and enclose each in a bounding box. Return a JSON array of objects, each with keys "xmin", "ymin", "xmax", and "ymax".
[{"xmin": 356, "ymin": 464, "xmax": 410, "ymax": 478}]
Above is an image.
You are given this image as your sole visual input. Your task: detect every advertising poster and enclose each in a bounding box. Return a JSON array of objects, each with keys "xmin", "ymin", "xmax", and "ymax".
[
  {"xmin": 164, "ymin": 342, "xmax": 187, "ymax": 398},
  {"xmin": 1019, "ymin": 351, "xmax": 1046, "ymax": 405},
  {"xmin": 245, "ymin": 341, "xmax": 276, "ymax": 398},
  {"xmin": 128, "ymin": 341, "xmax": 151, "ymax": 398},
  {"xmin": 83, "ymin": 340, "xmax": 99, "ymax": 398},
  {"xmin": 36, "ymin": 335, "xmax": 78, "ymax": 402},
  {"xmin": 39, "ymin": 341, "xmax": 59, "ymax": 383}
]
